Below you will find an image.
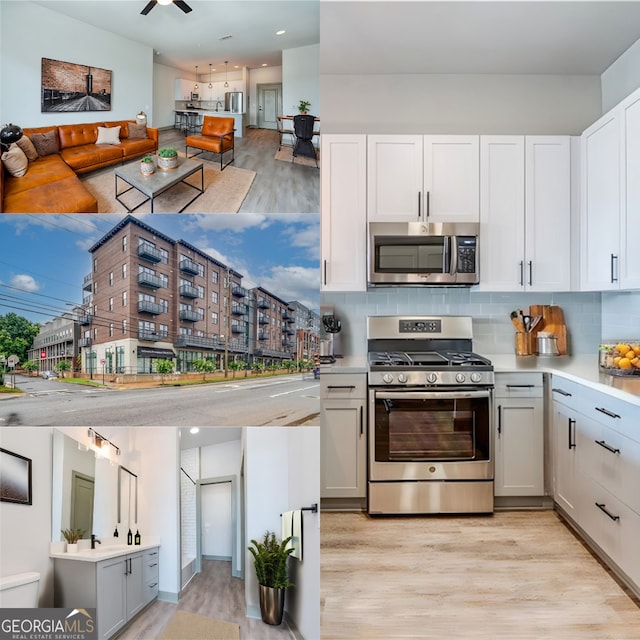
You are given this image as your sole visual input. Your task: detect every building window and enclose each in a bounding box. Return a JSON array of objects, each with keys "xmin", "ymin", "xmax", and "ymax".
[
  {"xmin": 94, "ymin": 305, "xmax": 97, "ymax": 316},
  {"xmin": 212, "ymin": 271, "xmax": 218, "ymax": 284},
  {"xmin": 109, "ymin": 272, "xmax": 113, "ymax": 287},
  {"xmin": 122, "ymin": 235, "xmax": 127, "ymax": 252},
  {"xmin": 122, "ymin": 320, "xmax": 127, "ymax": 334},
  {"xmin": 160, "ymin": 248, "xmax": 169, "ymax": 264},
  {"xmin": 93, "ymin": 258, "xmax": 97, "ymax": 273},
  {"xmin": 94, "ymin": 282, "xmax": 98, "ymax": 294},
  {"xmin": 159, "ymin": 324, "xmax": 169, "ymax": 338},
  {"xmin": 94, "ymin": 328, "xmax": 97, "ymax": 340},
  {"xmin": 212, "ymin": 291, "xmax": 218, "ymax": 304},
  {"xmin": 122, "ymin": 263, "xmax": 127, "ymax": 279},
  {"xmin": 197, "ymin": 263, "xmax": 205, "ymax": 277},
  {"xmin": 211, "ymin": 312, "xmax": 218, "ymax": 325},
  {"xmin": 109, "ymin": 297, "xmax": 113, "ymax": 312},
  {"xmin": 122, "ymin": 291, "xmax": 127, "ymax": 306},
  {"xmin": 109, "ymin": 323, "xmax": 113, "ymax": 337},
  {"xmin": 197, "ymin": 285, "xmax": 205, "ymax": 299},
  {"xmin": 197, "ymin": 308, "xmax": 204, "ymax": 320}
]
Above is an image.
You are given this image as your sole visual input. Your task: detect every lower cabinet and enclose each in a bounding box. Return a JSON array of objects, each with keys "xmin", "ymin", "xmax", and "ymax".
[
  {"xmin": 320, "ymin": 373, "xmax": 367, "ymax": 500},
  {"xmin": 494, "ymin": 373, "xmax": 544, "ymax": 496},
  {"xmin": 552, "ymin": 398, "xmax": 579, "ymax": 518},
  {"xmin": 54, "ymin": 547, "xmax": 159, "ymax": 640}
]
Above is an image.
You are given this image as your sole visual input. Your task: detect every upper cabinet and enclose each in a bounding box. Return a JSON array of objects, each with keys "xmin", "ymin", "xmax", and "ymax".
[
  {"xmin": 480, "ymin": 135, "xmax": 571, "ymax": 292},
  {"xmin": 174, "ymin": 79, "xmax": 195, "ymax": 100},
  {"xmin": 580, "ymin": 86, "xmax": 640, "ymax": 291},
  {"xmin": 321, "ymin": 135, "xmax": 368, "ymax": 292},
  {"xmin": 367, "ymin": 135, "xmax": 480, "ymax": 223}
]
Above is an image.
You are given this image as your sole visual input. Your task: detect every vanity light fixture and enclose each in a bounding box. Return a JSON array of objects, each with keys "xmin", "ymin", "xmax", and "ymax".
[
  {"xmin": 208, "ymin": 63, "xmax": 213, "ymax": 89},
  {"xmin": 88, "ymin": 428, "xmax": 120, "ymax": 457},
  {"xmin": 194, "ymin": 65, "xmax": 199, "ymax": 91},
  {"xmin": 224, "ymin": 61, "xmax": 229, "ymax": 88}
]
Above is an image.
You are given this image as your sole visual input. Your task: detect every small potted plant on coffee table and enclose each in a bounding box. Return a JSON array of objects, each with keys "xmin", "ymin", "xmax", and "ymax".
[
  {"xmin": 61, "ymin": 528, "xmax": 85, "ymax": 553},
  {"xmin": 157, "ymin": 147, "xmax": 179, "ymax": 170},
  {"xmin": 140, "ymin": 154, "xmax": 155, "ymax": 175}
]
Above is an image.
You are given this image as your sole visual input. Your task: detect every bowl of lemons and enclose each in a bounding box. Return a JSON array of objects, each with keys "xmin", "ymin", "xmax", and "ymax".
[{"xmin": 599, "ymin": 342, "xmax": 640, "ymax": 375}]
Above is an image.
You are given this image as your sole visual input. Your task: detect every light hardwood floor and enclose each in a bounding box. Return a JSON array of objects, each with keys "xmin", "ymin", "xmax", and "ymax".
[
  {"xmin": 159, "ymin": 127, "xmax": 319, "ymax": 214},
  {"xmin": 116, "ymin": 559, "xmax": 293, "ymax": 640},
  {"xmin": 321, "ymin": 510, "xmax": 640, "ymax": 639}
]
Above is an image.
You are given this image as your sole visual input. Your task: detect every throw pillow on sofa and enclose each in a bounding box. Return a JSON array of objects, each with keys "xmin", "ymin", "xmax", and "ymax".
[
  {"xmin": 1, "ymin": 144, "xmax": 29, "ymax": 177},
  {"xmin": 15, "ymin": 136, "xmax": 39, "ymax": 162},
  {"xmin": 128, "ymin": 123, "xmax": 148, "ymax": 139},
  {"xmin": 30, "ymin": 130, "xmax": 59, "ymax": 157},
  {"xmin": 96, "ymin": 125, "xmax": 121, "ymax": 145}
]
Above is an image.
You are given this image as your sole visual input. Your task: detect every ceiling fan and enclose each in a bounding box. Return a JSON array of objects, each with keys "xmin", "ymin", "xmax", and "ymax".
[{"xmin": 140, "ymin": 0, "xmax": 192, "ymax": 16}]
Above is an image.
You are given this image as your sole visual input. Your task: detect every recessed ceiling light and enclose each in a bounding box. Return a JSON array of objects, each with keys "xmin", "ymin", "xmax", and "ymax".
[
  {"xmin": 190, "ymin": 427, "xmax": 200, "ymax": 434},
  {"xmin": 276, "ymin": 30, "xmax": 286, "ymax": 36},
  {"xmin": 262, "ymin": 63, "xmax": 268, "ymax": 67}
]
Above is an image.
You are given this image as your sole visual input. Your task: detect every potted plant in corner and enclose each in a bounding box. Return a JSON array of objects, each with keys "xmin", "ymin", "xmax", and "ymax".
[
  {"xmin": 157, "ymin": 147, "xmax": 178, "ymax": 170},
  {"xmin": 297, "ymin": 100, "xmax": 311, "ymax": 115},
  {"xmin": 61, "ymin": 528, "xmax": 85, "ymax": 553},
  {"xmin": 248, "ymin": 531, "xmax": 294, "ymax": 625},
  {"xmin": 140, "ymin": 154, "xmax": 155, "ymax": 175}
]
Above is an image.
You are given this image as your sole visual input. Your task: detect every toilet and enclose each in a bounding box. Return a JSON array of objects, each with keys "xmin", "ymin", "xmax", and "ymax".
[{"xmin": 0, "ymin": 572, "xmax": 40, "ymax": 607}]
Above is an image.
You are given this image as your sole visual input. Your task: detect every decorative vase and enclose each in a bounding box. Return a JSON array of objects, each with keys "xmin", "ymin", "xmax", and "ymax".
[
  {"xmin": 259, "ymin": 585, "xmax": 285, "ymax": 625},
  {"xmin": 66, "ymin": 543, "xmax": 78, "ymax": 553},
  {"xmin": 157, "ymin": 155, "xmax": 178, "ymax": 170},
  {"xmin": 140, "ymin": 162, "xmax": 155, "ymax": 176}
]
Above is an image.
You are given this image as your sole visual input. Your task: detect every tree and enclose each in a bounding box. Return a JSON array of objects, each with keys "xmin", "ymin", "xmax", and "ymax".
[
  {"xmin": 252, "ymin": 361, "xmax": 265, "ymax": 376},
  {"xmin": 55, "ymin": 360, "xmax": 72, "ymax": 378},
  {"xmin": 22, "ymin": 360, "xmax": 39, "ymax": 376},
  {"xmin": 155, "ymin": 359, "xmax": 174, "ymax": 385},
  {"xmin": 228, "ymin": 360, "xmax": 244, "ymax": 379},
  {"xmin": 193, "ymin": 358, "xmax": 215, "ymax": 380},
  {"xmin": 0, "ymin": 313, "xmax": 40, "ymax": 364}
]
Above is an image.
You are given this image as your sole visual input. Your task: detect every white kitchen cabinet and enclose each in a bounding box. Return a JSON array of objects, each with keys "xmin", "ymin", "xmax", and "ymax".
[
  {"xmin": 480, "ymin": 136, "xmax": 571, "ymax": 291},
  {"xmin": 321, "ymin": 135, "xmax": 367, "ymax": 292},
  {"xmin": 367, "ymin": 135, "xmax": 479, "ymax": 223},
  {"xmin": 321, "ymin": 374, "xmax": 367, "ymax": 499},
  {"xmin": 494, "ymin": 373, "xmax": 544, "ymax": 497},
  {"xmin": 174, "ymin": 78, "xmax": 195, "ymax": 100}
]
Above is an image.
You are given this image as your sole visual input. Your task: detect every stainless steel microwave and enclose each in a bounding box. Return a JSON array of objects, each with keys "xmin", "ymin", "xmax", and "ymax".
[{"xmin": 368, "ymin": 222, "xmax": 480, "ymax": 286}]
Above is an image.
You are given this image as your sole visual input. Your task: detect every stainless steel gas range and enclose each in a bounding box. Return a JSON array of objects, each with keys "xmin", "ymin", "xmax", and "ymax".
[{"xmin": 367, "ymin": 315, "xmax": 494, "ymax": 515}]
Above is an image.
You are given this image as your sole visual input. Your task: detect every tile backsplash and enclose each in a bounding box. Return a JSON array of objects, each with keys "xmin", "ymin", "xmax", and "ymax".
[
  {"xmin": 321, "ymin": 289, "xmax": 602, "ymax": 357},
  {"xmin": 601, "ymin": 291, "xmax": 640, "ymax": 341}
]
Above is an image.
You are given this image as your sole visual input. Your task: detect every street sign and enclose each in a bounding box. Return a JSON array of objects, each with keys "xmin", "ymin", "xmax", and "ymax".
[
  {"xmin": 7, "ymin": 355, "xmax": 19, "ymax": 367},
  {"xmin": 100, "ymin": 358, "xmax": 106, "ymax": 365},
  {"xmin": 41, "ymin": 350, "xmax": 46, "ymax": 359}
]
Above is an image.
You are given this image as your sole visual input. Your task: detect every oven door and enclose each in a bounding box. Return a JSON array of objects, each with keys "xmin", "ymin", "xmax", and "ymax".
[{"xmin": 369, "ymin": 388, "xmax": 493, "ymax": 481}]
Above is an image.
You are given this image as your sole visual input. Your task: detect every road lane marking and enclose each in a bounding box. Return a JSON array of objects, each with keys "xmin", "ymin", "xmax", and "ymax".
[{"xmin": 269, "ymin": 384, "xmax": 319, "ymax": 398}]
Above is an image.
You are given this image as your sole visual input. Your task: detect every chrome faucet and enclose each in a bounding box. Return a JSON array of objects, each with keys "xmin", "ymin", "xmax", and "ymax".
[
  {"xmin": 91, "ymin": 534, "xmax": 101, "ymax": 549},
  {"xmin": 215, "ymin": 101, "xmax": 223, "ymax": 112}
]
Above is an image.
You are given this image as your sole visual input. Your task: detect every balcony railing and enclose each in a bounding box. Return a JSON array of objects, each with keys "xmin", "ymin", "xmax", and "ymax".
[
  {"xmin": 78, "ymin": 337, "xmax": 92, "ymax": 348},
  {"xmin": 231, "ymin": 304, "xmax": 246, "ymax": 315},
  {"xmin": 258, "ymin": 315, "xmax": 269, "ymax": 325},
  {"xmin": 179, "ymin": 283, "xmax": 199, "ymax": 299},
  {"xmin": 285, "ymin": 327, "xmax": 295, "ymax": 335},
  {"xmin": 282, "ymin": 339, "xmax": 294, "ymax": 348},
  {"xmin": 138, "ymin": 243, "xmax": 163, "ymax": 263},
  {"xmin": 82, "ymin": 273, "xmax": 92, "ymax": 292},
  {"xmin": 257, "ymin": 298, "xmax": 270, "ymax": 309},
  {"xmin": 231, "ymin": 325, "xmax": 244, "ymax": 334},
  {"xmin": 79, "ymin": 314, "xmax": 92, "ymax": 325},
  {"xmin": 179, "ymin": 309, "xmax": 200, "ymax": 322},
  {"xmin": 138, "ymin": 272, "xmax": 163, "ymax": 288},
  {"xmin": 282, "ymin": 311, "xmax": 295, "ymax": 322},
  {"xmin": 175, "ymin": 335, "xmax": 222, "ymax": 350},
  {"xmin": 231, "ymin": 285, "xmax": 246, "ymax": 298},
  {"xmin": 179, "ymin": 258, "xmax": 199, "ymax": 275},
  {"xmin": 254, "ymin": 347, "xmax": 293, "ymax": 359},
  {"xmin": 138, "ymin": 300, "xmax": 164, "ymax": 315},
  {"xmin": 258, "ymin": 332, "xmax": 269, "ymax": 341},
  {"xmin": 138, "ymin": 330, "xmax": 168, "ymax": 342}
]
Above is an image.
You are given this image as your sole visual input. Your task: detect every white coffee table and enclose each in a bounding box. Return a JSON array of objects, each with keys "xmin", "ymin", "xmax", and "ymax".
[{"xmin": 114, "ymin": 157, "xmax": 204, "ymax": 213}]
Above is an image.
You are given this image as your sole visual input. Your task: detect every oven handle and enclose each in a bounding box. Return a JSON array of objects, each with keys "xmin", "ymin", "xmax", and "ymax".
[{"xmin": 373, "ymin": 390, "xmax": 492, "ymax": 401}]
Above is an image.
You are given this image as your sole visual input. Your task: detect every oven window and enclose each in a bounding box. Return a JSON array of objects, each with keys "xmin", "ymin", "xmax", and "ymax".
[
  {"xmin": 374, "ymin": 236, "xmax": 447, "ymax": 273},
  {"xmin": 374, "ymin": 396, "xmax": 490, "ymax": 462}
]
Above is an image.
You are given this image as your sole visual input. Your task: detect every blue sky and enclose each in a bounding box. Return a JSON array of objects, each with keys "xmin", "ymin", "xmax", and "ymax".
[{"xmin": 0, "ymin": 213, "xmax": 319, "ymax": 325}]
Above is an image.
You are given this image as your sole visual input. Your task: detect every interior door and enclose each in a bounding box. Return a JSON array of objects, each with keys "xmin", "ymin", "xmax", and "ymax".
[
  {"xmin": 257, "ymin": 84, "xmax": 281, "ymax": 130},
  {"xmin": 70, "ymin": 471, "xmax": 94, "ymax": 537},
  {"xmin": 201, "ymin": 481, "xmax": 232, "ymax": 559}
]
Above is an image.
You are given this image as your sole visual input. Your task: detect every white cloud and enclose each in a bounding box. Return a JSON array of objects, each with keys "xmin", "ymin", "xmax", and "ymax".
[
  {"xmin": 259, "ymin": 266, "xmax": 320, "ymax": 310},
  {"xmin": 11, "ymin": 274, "xmax": 41, "ymax": 292}
]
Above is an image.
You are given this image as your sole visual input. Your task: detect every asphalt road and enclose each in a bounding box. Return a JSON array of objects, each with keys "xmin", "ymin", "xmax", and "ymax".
[{"xmin": 0, "ymin": 375, "xmax": 320, "ymax": 427}]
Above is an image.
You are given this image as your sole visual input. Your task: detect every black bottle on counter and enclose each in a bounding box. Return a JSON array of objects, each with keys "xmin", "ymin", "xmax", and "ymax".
[
  {"xmin": 113, "ymin": 527, "xmax": 119, "ymax": 538},
  {"xmin": 134, "ymin": 530, "xmax": 141, "ymax": 545},
  {"xmin": 127, "ymin": 529, "xmax": 133, "ymax": 545}
]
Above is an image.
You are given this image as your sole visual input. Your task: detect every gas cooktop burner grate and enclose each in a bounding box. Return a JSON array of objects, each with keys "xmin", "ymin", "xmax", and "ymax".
[{"xmin": 368, "ymin": 350, "xmax": 491, "ymax": 370}]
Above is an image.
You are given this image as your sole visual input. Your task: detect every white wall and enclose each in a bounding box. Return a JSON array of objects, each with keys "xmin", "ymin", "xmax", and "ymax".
[
  {"xmin": 0, "ymin": 1, "xmax": 154, "ymax": 127},
  {"xmin": 283, "ymin": 44, "xmax": 320, "ymax": 120},
  {"xmin": 153, "ymin": 62, "xmax": 184, "ymax": 130},
  {"xmin": 248, "ymin": 65, "xmax": 283, "ymax": 126},
  {"xmin": 180, "ymin": 448, "xmax": 199, "ymax": 560},
  {"xmin": 320, "ymin": 73, "xmax": 601, "ymax": 134},
  {"xmin": 601, "ymin": 36, "xmax": 640, "ymax": 112},
  {"xmin": 0, "ymin": 428, "xmax": 54, "ymax": 607}
]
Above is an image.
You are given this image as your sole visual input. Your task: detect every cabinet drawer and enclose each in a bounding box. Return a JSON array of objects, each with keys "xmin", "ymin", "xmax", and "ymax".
[
  {"xmin": 144, "ymin": 560, "xmax": 159, "ymax": 584},
  {"xmin": 581, "ymin": 393, "xmax": 640, "ymax": 442},
  {"xmin": 495, "ymin": 372, "xmax": 543, "ymax": 397},
  {"xmin": 551, "ymin": 376, "xmax": 595, "ymax": 413},
  {"xmin": 144, "ymin": 578, "xmax": 159, "ymax": 604},
  {"xmin": 321, "ymin": 374, "xmax": 366, "ymax": 399}
]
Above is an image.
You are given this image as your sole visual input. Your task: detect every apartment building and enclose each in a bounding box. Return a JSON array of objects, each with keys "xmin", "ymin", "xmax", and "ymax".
[
  {"xmin": 250, "ymin": 287, "xmax": 296, "ymax": 363},
  {"xmin": 27, "ymin": 310, "xmax": 81, "ymax": 374}
]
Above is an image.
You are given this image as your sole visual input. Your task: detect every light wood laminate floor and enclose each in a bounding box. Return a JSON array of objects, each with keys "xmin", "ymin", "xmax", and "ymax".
[
  {"xmin": 116, "ymin": 559, "xmax": 293, "ymax": 640},
  {"xmin": 321, "ymin": 511, "xmax": 640, "ymax": 639},
  {"xmin": 159, "ymin": 127, "xmax": 319, "ymax": 214}
]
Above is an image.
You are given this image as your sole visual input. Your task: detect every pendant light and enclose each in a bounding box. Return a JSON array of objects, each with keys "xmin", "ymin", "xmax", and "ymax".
[
  {"xmin": 224, "ymin": 61, "xmax": 229, "ymax": 88},
  {"xmin": 208, "ymin": 63, "xmax": 213, "ymax": 89},
  {"xmin": 194, "ymin": 65, "xmax": 199, "ymax": 91}
]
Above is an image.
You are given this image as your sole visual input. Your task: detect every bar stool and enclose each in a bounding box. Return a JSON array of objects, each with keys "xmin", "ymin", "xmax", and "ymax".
[
  {"xmin": 174, "ymin": 110, "xmax": 187, "ymax": 131},
  {"xmin": 184, "ymin": 112, "xmax": 201, "ymax": 135}
]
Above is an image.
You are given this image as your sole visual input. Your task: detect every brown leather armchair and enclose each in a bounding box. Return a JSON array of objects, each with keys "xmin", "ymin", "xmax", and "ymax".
[{"xmin": 185, "ymin": 116, "xmax": 235, "ymax": 171}]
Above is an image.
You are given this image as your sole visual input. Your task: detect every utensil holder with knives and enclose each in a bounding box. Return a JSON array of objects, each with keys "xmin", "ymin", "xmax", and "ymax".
[{"xmin": 511, "ymin": 305, "xmax": 568, "ymax": 356}]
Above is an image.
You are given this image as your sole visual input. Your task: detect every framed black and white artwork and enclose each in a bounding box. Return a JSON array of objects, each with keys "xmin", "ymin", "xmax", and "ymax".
[{"xmin": 0, "ymin": 448, "xmax": 33, "ymax": 505}]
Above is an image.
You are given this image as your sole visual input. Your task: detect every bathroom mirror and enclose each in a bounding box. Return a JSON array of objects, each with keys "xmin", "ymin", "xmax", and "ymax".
[
  {"xmin": 51, "ymin": 430, "xmax": 119, "ymax": 541},
  {"xmin": 118, "ymin": 465, "xmax": 138, "ymax": 529}
]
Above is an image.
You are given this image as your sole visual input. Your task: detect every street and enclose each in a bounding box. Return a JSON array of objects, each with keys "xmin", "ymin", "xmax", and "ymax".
[{"xmin": 0, "ymin": 375, "xmax": 319, "ymax": 426}]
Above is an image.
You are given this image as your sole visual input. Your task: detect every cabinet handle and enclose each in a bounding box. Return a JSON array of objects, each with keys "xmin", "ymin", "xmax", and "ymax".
[
  {"xmin": 552, "ymin": 388, "xmax": 572, "ymax": 397},
  {"xmin": 124, "ymin": 562, "xmax": 128, "ymax": 576},
  {"xmin": 497, "ymin": 404, "xmax": 502, "ymax": 437},
  {"xmin": 129, "ymin": 558, "xmax": 132, "ymax": 574},
  {"xmin": 595, "ymin": 439, "xmax": 620, "ymax": 455},
  {"xmin": 327, "ymin": 385, "xmax": 356, "ymax": 390},
  {"xmin": 528, "ymin": 261, "xmax": 533, "ymax": 286},
  {"xmin": 149, "ymin": 563, "xmax": 158, "ymax": 567},
  {"xmin": 568, "ymin": 418, "xmax": 576, "ymax": 450},
  {"xmin": 595, "ymin": 502, "xmax": 620, "ymax": 522},
  {"xmin": 359, "ymin": 405, "xmax": 363, "ymax": 436},
  {"xmin": 519, "ymin": 261, "xmax": 524, "ymax": 286},
  {"xmin": 506, "ymin": 384, "xmax": 534, "ymax": 389},
  {"xmin": 595, "ymin": 406, "xmax": 621, "ymax": 419},
  {"xmin": 417, "ymin": 191, "xmax": 421, "ymax": 219},
  {"xmin": 426, "ymin": 191, "xmax": 430, "ymax": 218},
  {"xmin": 149, "ymin": 583, "xmax": 158, "ymax": 588},
  {"xmin": 323, "ymin": 260, "xmax": 327, "ymax": 286},
  {"xmin": 611, "ymin": 254, "xmax": 618, "ymax": 283}
]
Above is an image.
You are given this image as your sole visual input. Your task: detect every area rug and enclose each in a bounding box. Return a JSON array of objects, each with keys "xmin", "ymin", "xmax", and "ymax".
[
  {"xmin": 274, "ymin": 146, "xmax": 319, "ymax": 168},
  {"xmin": 159, "ymin": 611, "xmax": 240, "ymax": 640},
  {"xmin": 81, "ymin": 160, "xmax": 256, "ymax": 214}
]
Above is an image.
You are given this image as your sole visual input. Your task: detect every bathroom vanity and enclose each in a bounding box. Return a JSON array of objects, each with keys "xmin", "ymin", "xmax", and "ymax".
[{"xmin": 52, "ymin": 544, "xmax": 160, "ymax": 640}]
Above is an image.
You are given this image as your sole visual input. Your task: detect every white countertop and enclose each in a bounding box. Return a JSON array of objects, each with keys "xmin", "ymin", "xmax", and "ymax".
[
  {"xmin": 51, "ymin": 540, "xmax": 160, "ymax": 562},
  {"xmin": 320, "ymin": 355, "xmax": 368, "ymax": 374}
]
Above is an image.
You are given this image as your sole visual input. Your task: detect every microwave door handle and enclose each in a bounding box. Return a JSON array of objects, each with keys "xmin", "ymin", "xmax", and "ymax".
[{"xmin": 448, "ymin": 236, "xmax": 457, "ymax": 275}]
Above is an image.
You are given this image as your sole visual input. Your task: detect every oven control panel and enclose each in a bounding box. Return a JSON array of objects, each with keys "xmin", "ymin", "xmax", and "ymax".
[{"xmin": 399, "ymin": 319, "xmax": 442, "ymax": 334}]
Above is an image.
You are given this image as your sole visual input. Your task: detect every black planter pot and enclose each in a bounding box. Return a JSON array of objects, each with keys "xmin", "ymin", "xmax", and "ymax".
[{"xmin": 259, "ymin": 585, "xmax": 285, "ymax": 625}]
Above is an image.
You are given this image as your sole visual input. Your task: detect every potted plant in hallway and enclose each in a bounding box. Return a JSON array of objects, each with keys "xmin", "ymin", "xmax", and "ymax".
[
  {"xmin": 140, "ymin": 154, "xmax": 155, "ymax": 175},
  {"xmin": 157, "ymin": 147, "xmax": 178, "ymax": 170},
  {"xmin": 248, "ymin": 531, "xmax": 294, "ymax": 625},
  {"xmin": 297, "ymin": 100, "xmax": 311, "ymax": 115}
]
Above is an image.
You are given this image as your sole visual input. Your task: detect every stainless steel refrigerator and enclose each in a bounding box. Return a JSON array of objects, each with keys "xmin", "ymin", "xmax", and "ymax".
[{"xmin": 224, "ymin": 92, "xmax": 243, "ymax": 113}]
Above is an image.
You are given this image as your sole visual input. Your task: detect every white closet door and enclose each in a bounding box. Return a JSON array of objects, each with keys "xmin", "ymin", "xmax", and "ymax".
[{"xmin": 201, "ymin": 482, "xmax": 232, "ymax": 558}]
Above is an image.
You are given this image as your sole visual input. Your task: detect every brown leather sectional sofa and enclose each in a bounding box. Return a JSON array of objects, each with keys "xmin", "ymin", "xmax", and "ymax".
[{"xmin": 1, "ymin": 120, "xmax": 159, "ymax": 213}]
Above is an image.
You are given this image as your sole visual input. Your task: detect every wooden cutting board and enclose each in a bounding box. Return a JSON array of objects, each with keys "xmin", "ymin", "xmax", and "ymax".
[{"xmin": 541, "ymin": 305, "xmax": 568, "ymax": 355}]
